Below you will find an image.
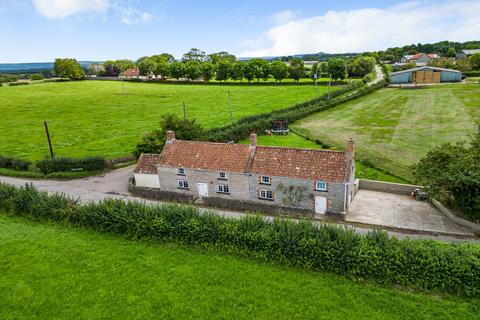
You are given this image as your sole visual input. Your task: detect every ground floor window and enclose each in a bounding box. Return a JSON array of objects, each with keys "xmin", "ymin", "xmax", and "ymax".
[
  {"xmin": 217, "ymin": 185, "xmax": 230, "ymax": 194},
  {"xmin": 177, "ymin": 180, "xmax": 189, "ymax": 189},
  {"xmin": 259, "ymin": 189, "xmax": 273, "ymax": 200},
  {"xmin": 315, "ymin": 181, "xmax": 327, "ymax": 191}
]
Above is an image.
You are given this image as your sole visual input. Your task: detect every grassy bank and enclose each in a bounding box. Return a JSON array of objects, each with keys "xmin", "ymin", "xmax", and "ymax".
[
  {"xmin": 294, "ymin": 84, "xmax": 480, "ymax": 179},
  {"xmin": 1, "ymin": 213, "xmax": 478, "ymax": 319},
  {"xmin": 0, "ymin": 80, "xmax": 331, "ymax": 160}
]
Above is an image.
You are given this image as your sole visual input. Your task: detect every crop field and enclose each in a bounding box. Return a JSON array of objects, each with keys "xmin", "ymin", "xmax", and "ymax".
[
  {"xmin": 0, "ymin": 80, "xmax": 331, "ymax": 160},
  {"xmin": 1, "ymin": 214, "xmax": 478, "ymax": 320},
  {"xmin": 294, "ymin": 84, "xmax": 480, "ymax": 179}
]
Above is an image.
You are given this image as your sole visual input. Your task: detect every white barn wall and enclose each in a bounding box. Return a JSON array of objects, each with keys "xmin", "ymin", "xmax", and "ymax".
[{"xmin": 134, "ymin": 173, "xmax": 160, "ymax": 188}]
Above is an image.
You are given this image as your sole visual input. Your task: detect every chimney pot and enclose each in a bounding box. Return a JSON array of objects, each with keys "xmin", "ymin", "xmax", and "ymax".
[
  {"xmin": 347, "ymin": 137, "xmax": 355, "ymax": 156},
  {"xmin": 249, "ymin": 133, "xmax": 257, "ymax": 147},
  {"xmin": 166, "ymin": 130, "xmax": 175, "ymax": 143}
]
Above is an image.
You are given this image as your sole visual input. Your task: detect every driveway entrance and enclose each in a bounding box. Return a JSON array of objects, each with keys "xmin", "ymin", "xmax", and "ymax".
[{"xmin": 347, "ymin": 190, "xmax": 473, "ymax": 236}]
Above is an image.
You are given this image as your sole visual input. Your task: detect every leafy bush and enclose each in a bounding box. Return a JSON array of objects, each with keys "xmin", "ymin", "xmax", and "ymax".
[
  {"xmin": 29, "ymin": 73, "xmax": 45, "ymax": 81},
  {"xmin": 465, "ymin": 70, "xmax": 480, "ymax": 77},
  {"xmin": 0, "ymin": 74, "xmax": 19, "ymax": 84},
  {"xmin": 35, "ymin": 156, "xmax": 106, "ymax": 174},
  {"xmin": 0, "ymin": 155, "xmax": 31, "ymax": 171},
  {"xmin": 0, "ymin": 182, "xmax": 479, "ymax": 296},
  {"xmin": 8, "ymin": 82, "xmax": 29, "ymax": 86},
  {"xmin": 413, "ymin": 135, "xmax": 480, "ymax": 222}
]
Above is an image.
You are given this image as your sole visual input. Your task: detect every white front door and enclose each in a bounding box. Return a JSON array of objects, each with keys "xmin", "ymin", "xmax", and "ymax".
[
  {"xmin": 315, "ymin": 196, "xmax": 327, "ymax": 214},
  {"xmin": 197, "ymin": 182, "xmax": 209, "ymax": 198}
]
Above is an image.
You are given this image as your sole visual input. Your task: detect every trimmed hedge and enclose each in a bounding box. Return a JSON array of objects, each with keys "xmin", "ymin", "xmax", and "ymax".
[
  {"xmin": 465, "ymin": 70, "xmax": 480, "ymax": 77},
  {"xmin": 1, "ymin": 182, "xmax": 479, "ymax": 296},
  {"xmin": 36, "ymin": 156, "xmax": 107, "ymax": 174},
  {"xmin": 206, "ymin": 81, "xmax": 385, "ymax": 142},
  {"xmin": 0, "ymin": 155, "xmax": 31, "ymax": 171}
]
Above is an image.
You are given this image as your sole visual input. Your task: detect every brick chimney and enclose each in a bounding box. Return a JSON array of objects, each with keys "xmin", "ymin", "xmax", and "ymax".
[
  {"xmin": 347, "ymin": 137, "xmax": 355, "ymax": 157},
  {"xmin": 166, "ymin": 130, "xmax": 175, "ymax": 143},
  {"xmin": 249, "ymin": 133, "xmax": 257, "ymax": 147}
]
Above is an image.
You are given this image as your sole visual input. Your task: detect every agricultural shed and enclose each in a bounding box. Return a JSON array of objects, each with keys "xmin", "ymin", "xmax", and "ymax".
[{"xmin": 389, "ymin": 66, "xmax": 462, "ymax": 84}]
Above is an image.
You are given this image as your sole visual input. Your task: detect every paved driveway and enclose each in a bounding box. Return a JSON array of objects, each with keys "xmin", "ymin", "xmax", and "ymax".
[{"xmin": 347, "ymin": 190, "xmax": 473, "ymax": 237}]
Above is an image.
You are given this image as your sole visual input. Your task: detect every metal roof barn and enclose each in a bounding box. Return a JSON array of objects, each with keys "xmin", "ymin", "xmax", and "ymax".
[{"xmin": 389, "ymin": 66, "xmax": 462, "ymax": 84}]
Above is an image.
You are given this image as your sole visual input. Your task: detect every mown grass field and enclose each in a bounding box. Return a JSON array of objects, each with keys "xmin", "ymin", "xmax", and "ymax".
[
  {"xmin": 294, "ymin": 84, "xmax": 480, "ymax": 179},
  {"xmin": 0, "ymin": 80, "xmax": 329, "ymax": 160},
  {"xmin": 241, "ymin": 133, "xmax": 408, "ymax": 183},
  {"xmin": 1, "ymin": 214, "xmax": 478, "ymax": 320}
]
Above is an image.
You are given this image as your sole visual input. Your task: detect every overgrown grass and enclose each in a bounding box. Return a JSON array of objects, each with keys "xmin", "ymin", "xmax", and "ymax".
[
  {"xmin": 0, "ymin": 80, "xmax": 333, "ymax": 160},
  {"xmin": 240, "ymin": 132, "xmax": 409, "ymax": 183},
  {"xmin": 294, "ymin": 84, "xmax": 480, "ymax": 179},
  {"xmin": 1, "ymin": 214, "xmax": 479, "ymax": 319}
]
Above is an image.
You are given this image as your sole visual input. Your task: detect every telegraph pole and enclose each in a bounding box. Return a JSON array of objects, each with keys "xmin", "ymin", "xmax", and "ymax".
[
  {"xmin": 43, "ymin": 121, "xmax": 54, "ymax": 160},
  {"xmin": 228, "ymin": 90, "xmax": 233, "ymax": 124},
  {"xmin": 183, "ymin": 102, "xmax": 187, "ymax": 124},
  {"xmin": 314, "ymin": 73, "xmax": 318, "ymax": 98},
  {"xmin": 328, "ymin": 74, "xmax": 332, "ymax": 101}
]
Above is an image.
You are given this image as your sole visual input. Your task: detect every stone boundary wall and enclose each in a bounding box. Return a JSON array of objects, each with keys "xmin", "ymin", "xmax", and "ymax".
[
  {"xmin": 129, "ymin": 186, "xmax": 194, "ymax": 204},
  {"xmin": 358, "ymin": 179, "xmax": 421, "ymax": 195},
  {"xmin": 430, "ymin": 198, "xmax": 480, "ymax": 231}
]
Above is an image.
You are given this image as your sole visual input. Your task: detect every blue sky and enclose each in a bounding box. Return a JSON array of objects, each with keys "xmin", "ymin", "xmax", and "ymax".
[{"xmin": 0, "ymin": 0, "xmax": 479, "ymax": 62}]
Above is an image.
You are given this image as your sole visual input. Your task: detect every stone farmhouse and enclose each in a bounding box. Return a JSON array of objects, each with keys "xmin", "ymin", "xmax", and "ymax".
[
  {"xmin": 400, "ymin": 53, "xmax": 439, "ymax": 66},
  {"xmin": 133, "ymin": 132, "xmax": 356, "ymax": 215}
]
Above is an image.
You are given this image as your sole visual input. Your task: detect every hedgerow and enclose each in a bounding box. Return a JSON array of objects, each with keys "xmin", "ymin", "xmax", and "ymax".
[
  {"xmin": 1, "ymin": 181, "xmax": 479, "ymax": 297},
  {"xmin": 206, "ymin": 80, "xmax": 385, "ymax": 142},
  {"xmin": 0, "ymin": 155, "xmax": 31, "ymax": 171},
  {"xmin": 36, "ymin": 156, "xmax": 107, "ymax": 174}
]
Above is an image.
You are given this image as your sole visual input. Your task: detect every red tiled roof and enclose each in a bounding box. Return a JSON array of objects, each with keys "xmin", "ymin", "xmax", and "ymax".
[
  {"xmin": 251, "ymin": 146, "xmax": 350, "ymax": 183},
  {"xmin": 124, "ymin": 68, "xmax": 140, "ymax": 76},
  {"xmin": 158, "ymin": 140, "xmax": 252, "ymax": 173},
  {"xmin": 134, "ymin": 154, "xmax": 160, "ymax": 174},
  {"xmin": 410, "ymin": 53, "xmax": 438, "ymax": 60}
]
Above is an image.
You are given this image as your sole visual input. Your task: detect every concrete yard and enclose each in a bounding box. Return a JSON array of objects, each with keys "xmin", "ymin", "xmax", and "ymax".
[{"xmin": 347, "ymin": 190, "xmax": 474, "ymax": 237}]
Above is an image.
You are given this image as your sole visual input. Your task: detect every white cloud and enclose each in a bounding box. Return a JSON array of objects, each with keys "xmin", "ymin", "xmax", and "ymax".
[
  {"xmin": 117, "ymin": 6, "xmax": 156, "ymax": 25},
  {"xmin": 32, "ymin": 0, "xmax": 109, "ymax": 18},
  {"xmin": 32, "ymin": 0, "xmax": 156, "ymax": 24},
  {"xmin": 241, "ymin": 1, "xmax": 480, "ymax": 57},
  {"xmin": 270, "ymin": 10, "xmax": 299, "ymax": 24}
]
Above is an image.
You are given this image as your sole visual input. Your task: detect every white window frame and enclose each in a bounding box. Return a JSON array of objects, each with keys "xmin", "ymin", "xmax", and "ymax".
[
  {"xmin": 315, "ymin": 180, "xmax": 327, "ymax": 191},
  {"xmin": 177, "ymin": 168, "xmax": 186, "ymax": 176},
  {"xmin": 260, "ymin": 175, "xmax": 271, "ymax": 185},
  {"xmin": 259, "ymin": 189, "xmax": 273, "ymax": 200},
  {"xmin": 177, "ymin": 180, "xmax": 189, "ymax": 189},
  {"xmin": 218, "ymin": 172, "xmax": 227, "ymax": 180},
  {"xmin": 217, "ymin": 185, "xmax": 230, "ymax": 194}
]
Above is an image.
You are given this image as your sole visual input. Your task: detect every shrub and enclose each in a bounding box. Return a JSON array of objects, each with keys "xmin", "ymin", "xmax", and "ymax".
[
  {"xmin": 0, "ymin": 155, "xmax": 31, "ymax": 171},
  {"xmin": 465, "ymin": 70, "xmax": 480, "ymax": 77},
  {"xmin": 35, "ymin": 156, "xmax": 106, "ymax": 174},
  {"xmin": 8, "ymin": 82, "xmax": 29, "ymax": 86},
  {"xmin": 29, "ymin": 73, "xmax": 45, "ymax": 81},
  {"xmin": 0, "ymin": 182, "xmax": 479, "ymax": 296}
]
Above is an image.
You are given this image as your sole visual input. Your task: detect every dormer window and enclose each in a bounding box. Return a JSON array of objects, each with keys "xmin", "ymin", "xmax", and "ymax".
[
  {"xmin": 218, "ymin": 172, "xmax": 227, "ymax": 180},
  {"xmin": 260, "ymin": 175, "xmax": 271, "ymax": 185},
  {"xmin": 177, "ymin": 168, "xmax": 186, "ymax": 175},
  {"xmin": 315, "ymin": 181, "xmax": 327, "ymax": 191}
]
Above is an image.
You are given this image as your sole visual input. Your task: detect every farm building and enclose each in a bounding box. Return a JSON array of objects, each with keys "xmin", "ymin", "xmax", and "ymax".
[
  {"xmin": 389, "ymin": 66, "xmax": 462, "ymax": 85},
  {"xmin": 456, "ymin": 49, "xmax": 480, "ymax": 59}
]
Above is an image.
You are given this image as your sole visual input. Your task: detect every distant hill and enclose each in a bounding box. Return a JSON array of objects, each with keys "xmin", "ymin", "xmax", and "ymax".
[{"xmin": 0, "ymin": 61, "xmax": 100, "ymax": 74}]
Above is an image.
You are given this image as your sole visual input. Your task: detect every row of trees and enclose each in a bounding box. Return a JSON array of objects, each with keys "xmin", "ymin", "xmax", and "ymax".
[{"xmin": 86, "ymin": 48, "xmax": 375, "ymax": 82}]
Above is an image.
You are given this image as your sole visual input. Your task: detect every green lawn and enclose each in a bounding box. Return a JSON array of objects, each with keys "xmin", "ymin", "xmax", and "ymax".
[
  {"xmin": 0, "ymin": 80, "xmax": 330, "ymax": 160},
  {"xmin": 241, "ymin": 132, "xmax": 409, "ymax": 183},
  {"xmin": 1, "ymin": 214, "xmax": 478, "ymax": 319},
  {"xmin": 294, "ymin": 84, "xmax": 480, "ymax": 179}
]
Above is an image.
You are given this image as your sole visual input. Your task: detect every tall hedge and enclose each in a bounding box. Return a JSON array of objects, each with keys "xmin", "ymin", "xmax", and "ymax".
[
  {"xmin": 0, "ymin": 182, "xmax": 479, "ymax": 296},
  {"xmin": 35, "ymin": 156, "xmax": 106, "ymax": 174}
]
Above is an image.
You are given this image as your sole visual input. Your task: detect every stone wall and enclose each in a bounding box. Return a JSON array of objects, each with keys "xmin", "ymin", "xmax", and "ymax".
[
  {"xmin": 129, "ymin": 186, "xmax": 194, "ymax": 203},
  {"xmin": 358, "ymin": 179, "xmax": 421, "ymax": 195}
]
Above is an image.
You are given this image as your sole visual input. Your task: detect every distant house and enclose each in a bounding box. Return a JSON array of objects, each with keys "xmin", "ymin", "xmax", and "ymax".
[
  {"xmin": 456, "ymin": 49, "xmax": 480, "ymax": 59},
  {"xmin": 133, "ymin": 132, "xmax": 357, "ymax": 215},
  {"xmin": 389, "ymin": 66, "xmax": 462, "ymax": 84},
  {"xmin": 124, "ymin": 68, "xmax": 140, "ymax": 78},
  {"xmin": 401, "ymin": 53, "xmax": 439, "ymax": 66}
]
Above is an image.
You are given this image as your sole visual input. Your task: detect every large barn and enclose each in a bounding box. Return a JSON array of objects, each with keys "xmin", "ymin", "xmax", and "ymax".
[{"xmin": 389, "ymin": 66, "xmax": 462, "ymax": 85}]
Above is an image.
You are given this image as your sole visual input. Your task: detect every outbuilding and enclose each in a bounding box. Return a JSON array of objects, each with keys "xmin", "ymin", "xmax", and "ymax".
[{"xmin": 389, "ymin": 66, "xmax": 462, "ymax": 85}]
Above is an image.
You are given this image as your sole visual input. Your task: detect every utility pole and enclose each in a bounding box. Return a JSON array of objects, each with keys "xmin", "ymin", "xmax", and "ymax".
[
  {"xmin": 314, "ymin": 73, "xmax": 318, "ymax": 98},
  {"xmin": 43, "ymin": 121, "xmax": 54, "ymax": 160},
  {"xmin": 328, "ymin": 74, "xmax": 331, "ymax": 101},
  {"xmin": 183, "ymin": 102, "xmax": 187, "ymax": 124},
  {"xmin": 228, "ymin": 90, "xmax": 233, "ymax": 124}
]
